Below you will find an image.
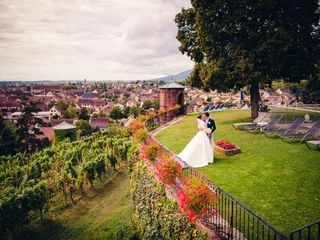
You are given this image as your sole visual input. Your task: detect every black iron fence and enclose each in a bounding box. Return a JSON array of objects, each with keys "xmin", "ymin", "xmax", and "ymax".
[
  {"xmin": 269, "ymin": 105, "xmax": 320, "ymax": 123},
  {"xmin": 289, "ymin": 220, "xmax": 320, "ymax": 240},
  {"xmin": 144, "ymin": 107, "xmax": 319, "ymax": 240}
]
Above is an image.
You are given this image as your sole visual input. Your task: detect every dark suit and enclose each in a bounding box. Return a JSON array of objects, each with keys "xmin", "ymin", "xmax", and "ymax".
[{"xmin": 207, "ymin": 118, "xmax": 216, "ymax": 135}]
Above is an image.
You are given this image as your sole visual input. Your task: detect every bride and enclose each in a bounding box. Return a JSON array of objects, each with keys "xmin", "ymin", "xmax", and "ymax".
[{"xmin": 178, "ymin": 115, "xmax": 214, "ymax": 168}]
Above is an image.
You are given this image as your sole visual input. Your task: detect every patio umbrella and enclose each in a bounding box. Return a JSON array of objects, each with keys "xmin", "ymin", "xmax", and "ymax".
[
  {"xmin": 240, "ymin": 91, "xmax": 244, "ymax": 101},
  {"xmin": 295, "ymin": 90, "xmax": 299, "ymax": 103}
]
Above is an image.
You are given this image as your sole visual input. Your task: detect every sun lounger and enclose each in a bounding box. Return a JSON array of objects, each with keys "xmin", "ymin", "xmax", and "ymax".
[
  {"xmin": 233, "ymin": 112, "xmax": 268, "ymax": 130},
  {"xmin": 264, "ymin": 118, "xmax": 305, "ymax": 138},
  {"xmin": 243, "ymin": 114, "xmax": 282, "ymax": 133},
  {"xmin": 305, "ymin": 140, "xmax": 320, "ymax": 150},
  {"xmin": 281, "ymin": 121, "xmax": 320, "ymax": 143}
]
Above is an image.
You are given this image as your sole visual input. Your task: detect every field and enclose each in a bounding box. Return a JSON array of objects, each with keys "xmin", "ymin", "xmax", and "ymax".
[
  {"xmin": 155, "ymin": 110, "xmax": 320, "ymax": 235},
  {"xmin": 23, "ymin": 170, "xmax": 138, "ymax": 240}
]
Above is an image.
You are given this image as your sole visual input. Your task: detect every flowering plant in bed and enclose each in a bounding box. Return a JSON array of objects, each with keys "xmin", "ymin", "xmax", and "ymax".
[
  {"xmin": 156, "ymin": 157, "xmax": 183, "ymax": 185},
  {"xmin": 141, "ymin": 138, "xmax": 161, "ymax": 162},
  {"xmin": 215, "ymin": 139, "xmax": 240, "ymax": 156},
  {"xmin": 133, "ymin": 128, "xmax": 148, "ymax": 143},
  {"xmin": 177, "ymin": 175, "xmax": 220, "ymax": 222},
  {"xmin": 215, "ymin": 140, "xmax": 236, "ymax": 149}
]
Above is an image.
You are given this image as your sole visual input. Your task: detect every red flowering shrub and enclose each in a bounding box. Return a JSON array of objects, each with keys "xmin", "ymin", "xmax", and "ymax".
[
  {"xmin": 130, "ymin": 120, "xmax": 144, "ymax": 134},
  {"xmin": 133, "ymin": 128, "xmax": 148, "ymax": 143},
  {"xmin": 156, "ymin": 158, "xmax": 183, "ymax": 185},
  {"xmin": 177, "ymin": 175, "xmax": 220, "ymax": 223},
  {"xmin": 141, "ymin": 139, "xmax": 161, "ymax": 162},
  {"xmin": 215, "ymin": 140, "xmax": 236, "ymax": 149}
]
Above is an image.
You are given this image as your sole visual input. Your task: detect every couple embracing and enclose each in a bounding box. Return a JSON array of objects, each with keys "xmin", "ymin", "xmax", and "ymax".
[{"xmin": 178, "ymin": 112, "xmax": 216, "ymax": 168}]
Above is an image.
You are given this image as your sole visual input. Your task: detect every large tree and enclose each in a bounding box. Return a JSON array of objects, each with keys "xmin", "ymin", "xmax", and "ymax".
[
  {"xmin": 109, "ymin": 106, "xmax": 125, "ymax": 122},
  {"xmin": 75, "ymin": 120, "xmax": 93, "ymax": 137},
  {"xmin": 175, "ymin": 0, "xmax": 319, "ymax": 118},
  {"xmin": 302, "ymin": 64, "xmax": 320, "ymax": 104},
  {"xmin": 16, "ymin": 102, "xmax": 44, "ymax": 153},
  {"xmin": 0, "ymin": 116, "xmax": 18, "ymax": 155}
]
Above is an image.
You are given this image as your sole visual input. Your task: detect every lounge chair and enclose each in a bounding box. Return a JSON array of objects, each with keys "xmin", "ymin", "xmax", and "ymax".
[
  {"xmin": 263, "ymin": 118, "xmax": 305, "ymax": 138},
  {"xmin": 305, "ymin": 140, "xmax": 320, "ymax": 150},
  {"xmin": 203, "ymin": 105, "xmax": 210, "ymax": 112},
  {"xmin": 280, "ymin": 121, "xmax": 320, "ymax": 144},
  {"xmin": 233, "ymin": 112, "xmax": 268, "ymax": 130},
  {"xmin": 243, "ymin": 114, "xmax": 282, "ymax": 133}
]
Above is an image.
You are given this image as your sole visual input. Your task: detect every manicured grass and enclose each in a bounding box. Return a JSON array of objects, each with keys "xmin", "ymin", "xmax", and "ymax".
[
  {"xmin": 155, "ymin": 110, "xmax": 320, "ymax": 235},
  {"xmin": 24, "ymin": 170, "xmax": 138, "ymax": 240}
]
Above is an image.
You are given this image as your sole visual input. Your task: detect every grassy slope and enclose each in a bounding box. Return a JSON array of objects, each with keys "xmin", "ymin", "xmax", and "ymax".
[
  {"xmin": 25, "ymin": 170, "xmax": 135, "ymax": 240},
  {"xmin": 155, "ymin": 110, "xmax": 320, "ymax": 235}
]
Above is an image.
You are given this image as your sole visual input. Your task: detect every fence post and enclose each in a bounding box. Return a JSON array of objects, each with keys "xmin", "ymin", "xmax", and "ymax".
[{"xmin": 230, "ymin": 201, "xmax": 234, "ymax": 239}]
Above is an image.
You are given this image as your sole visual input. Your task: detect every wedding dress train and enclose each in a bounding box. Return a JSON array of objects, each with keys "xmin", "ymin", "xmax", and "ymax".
[{"xmin": 178, "ymin": 119, "xmax": 214, "ymax": 168}]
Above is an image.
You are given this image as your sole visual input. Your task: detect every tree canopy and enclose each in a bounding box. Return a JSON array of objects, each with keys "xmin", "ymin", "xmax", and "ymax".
[
  {"xmin": 75, "ymin": 120, "xmax": 93, "ymax": 137},
  {"xmin": 175, "ymin": 0, "xmax": 319, "ymax": 117},
  {"xmin": 109, "ymin": 106, "xmax": 125, "ymax": 121},
  {"xmin": 78, "ymin": 107, "xmax": 90, "ymax": 121},
  {"xmin": 16, "ymin": 102, "xmax": 45, "ymax": 153},
  {"xmin": 0, "ymin": 116, "xmax": 18, "ymax": 155}
]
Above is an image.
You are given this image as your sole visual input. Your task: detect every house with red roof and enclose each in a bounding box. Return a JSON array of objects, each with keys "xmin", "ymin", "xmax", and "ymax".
[{"xmin": 89, "ymin": 118, "xmax": 109, "ymax": 131}]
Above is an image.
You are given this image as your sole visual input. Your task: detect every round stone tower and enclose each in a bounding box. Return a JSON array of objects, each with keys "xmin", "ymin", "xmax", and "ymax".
[
  {"xmin": 159, "ymin": 82, "xmax": 185, "ymax": 124},
  {"xmin": 159, "ymin": 82, "xmax": 185, "ymax": 110}
]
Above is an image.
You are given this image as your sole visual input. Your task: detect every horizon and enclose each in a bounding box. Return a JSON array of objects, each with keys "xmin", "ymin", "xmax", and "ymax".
[{"xmin": 0, "ymin": 0, "xmax": 193, "ymax": 81}]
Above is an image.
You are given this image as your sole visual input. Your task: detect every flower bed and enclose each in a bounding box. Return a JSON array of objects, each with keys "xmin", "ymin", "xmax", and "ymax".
[
  {"xmin": 156, "ymin": 157, "xmax": 183, "ymax": 185},
  {"xmin": 177, "ymin": 176, "xmax": 219, "ymax": 222},
  {"xmin": 215, "ymin": 140, "xmax": 241, "ymax": 156},
  {"xmin": 141, "ymin": 138, "xmax": 161, "ymax": 162}
]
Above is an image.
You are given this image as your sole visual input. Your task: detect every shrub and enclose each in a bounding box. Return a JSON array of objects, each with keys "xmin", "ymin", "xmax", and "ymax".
[
  {"xmin": 259, "ymin": 103, "xmax": 269, "ymax": 112},
  {"xmin": 133, "ymin": 128, "xmax": 148, "ymax": 143},
  {"xmin": 156, "ymin": 158, "xmax": 183, "ymax": 185},
  {"xmin": 141, "ymin": 139, "xmax": 161, "ymax": 162},
  {"xmin": 129, "ymin": 120, "xmax": 144, "ymax": 135},
  {"xmin": 215, "ymin": 140, "xmax": 236, "ymax": 149},
  {"xmin": 177, "ymin": 176, "xmax": 219, "ymax": 223}
]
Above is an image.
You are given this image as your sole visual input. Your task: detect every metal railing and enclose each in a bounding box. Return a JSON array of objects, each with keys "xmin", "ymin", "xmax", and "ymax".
[
  {"xmin": 269, "ymin": 105, "xmax": 320, "ymax": 124},
  {"xmin": 144, "ymin": 107, "xmax": 319, "ymax": 240},
  {"xmin": 151, "ymin": 136, "xmax": 287, "ymax": 240},
  {"xmin": 290, "ymin": 220, "xmax": 320, "ymax": 240}
]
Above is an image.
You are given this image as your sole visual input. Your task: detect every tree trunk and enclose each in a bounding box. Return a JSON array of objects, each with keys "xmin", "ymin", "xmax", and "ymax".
[
  {"xmin": 40, "ymin": 209, "xmax": 43, "ymax": 222},
  {"xmin": 250, "ymin": 79, "xmax": 260, "ymax": 119}
]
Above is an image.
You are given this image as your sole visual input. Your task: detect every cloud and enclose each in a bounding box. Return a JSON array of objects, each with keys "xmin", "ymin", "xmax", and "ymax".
[{"xmin": 0, "ymin": 0, "xmax": 192, "ymax": 80}]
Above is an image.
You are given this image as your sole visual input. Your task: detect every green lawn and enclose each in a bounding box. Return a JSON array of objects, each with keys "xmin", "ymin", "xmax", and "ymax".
[{"xmin": 155, "ymin": 110, "xmax": 320, "ymax": 235}]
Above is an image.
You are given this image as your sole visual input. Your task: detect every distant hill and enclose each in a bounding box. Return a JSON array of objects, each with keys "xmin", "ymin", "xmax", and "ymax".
[{"xmin": 153, "ymin": 69, "xmax": 192, "ymax": 81}]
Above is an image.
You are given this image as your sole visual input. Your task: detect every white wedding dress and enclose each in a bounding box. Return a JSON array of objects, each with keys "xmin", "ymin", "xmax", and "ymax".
[{"xmin": 178, "ymin": 119, "xmax": 214, "ymax": 168}]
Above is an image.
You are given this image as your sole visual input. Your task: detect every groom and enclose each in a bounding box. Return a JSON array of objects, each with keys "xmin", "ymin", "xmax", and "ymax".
[{"xmin": 203, "ymin": 112, "xmax": 216, "ymax": 145}]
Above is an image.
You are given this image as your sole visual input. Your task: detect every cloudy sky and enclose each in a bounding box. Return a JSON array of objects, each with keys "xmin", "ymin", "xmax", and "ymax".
[{"xmin": 0, "ymin": 0, "xmax": 192, "ymax": 81}]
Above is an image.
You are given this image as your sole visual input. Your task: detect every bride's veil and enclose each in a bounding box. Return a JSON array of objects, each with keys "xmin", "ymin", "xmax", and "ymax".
[{"xmin": 197, "ymin": 117, "xmax": 205, "ymax": 130}]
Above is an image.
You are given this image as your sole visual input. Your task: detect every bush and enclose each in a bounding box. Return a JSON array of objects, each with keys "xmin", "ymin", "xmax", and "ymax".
[
  {"xmin": 54, "ymin": 128, "xmax": 77, "ymax": 143},
  {"xmin": 156, "ymin": 158, "xmax": 183, "ymax": 185},
  {"xmin": 177, "ymin": 176, "xmax": 219, "ymax": 223},
  {"xmin": 133, "ymin": 128, "xmax": 148, "ymax": 143},
  {"xmin": 141, "ymin": 139, "xmax": 161, "ymax": 162},
  {"xmin": 259, "ymin": 103, "xmax": 269, "ymax": 112}
]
